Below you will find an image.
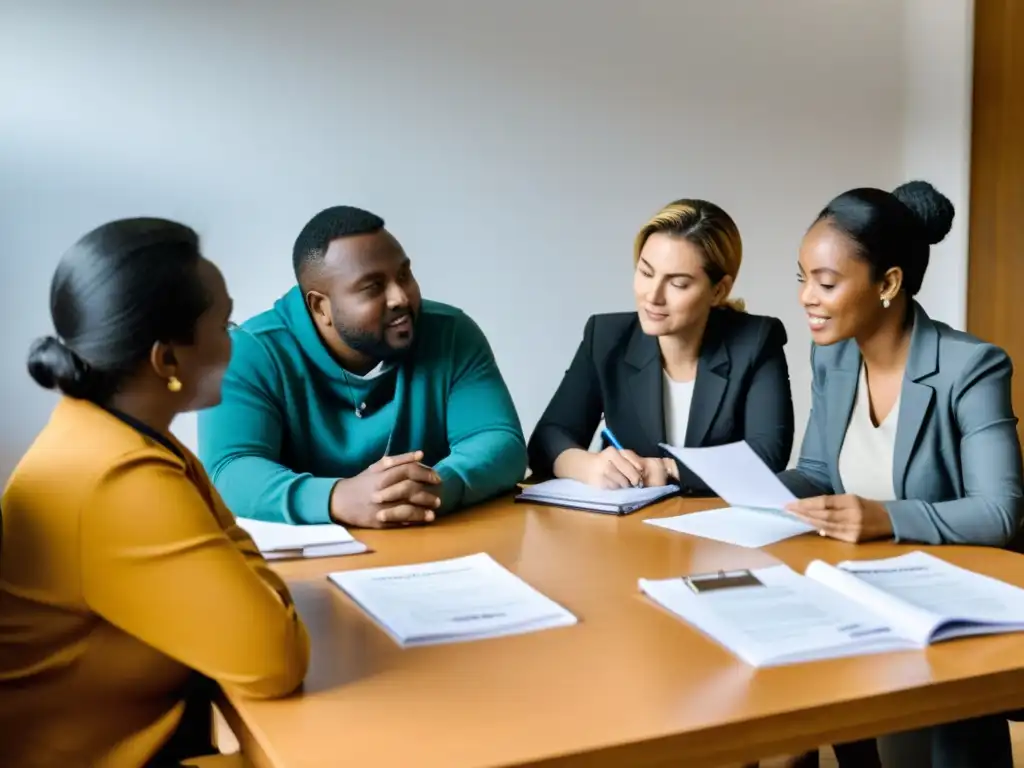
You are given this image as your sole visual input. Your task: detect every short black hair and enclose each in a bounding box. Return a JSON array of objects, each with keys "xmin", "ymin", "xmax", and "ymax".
[
  {"xmin": 27, "ymin": 218, "xmax": 211, "ymax": 404},
  {"xmin": 815, "ymin": 180, "xmax": 954, "ymax": 297},
  {"xmin": 292, "ymin": 205, "xmax": 385, "ymax": 281}
]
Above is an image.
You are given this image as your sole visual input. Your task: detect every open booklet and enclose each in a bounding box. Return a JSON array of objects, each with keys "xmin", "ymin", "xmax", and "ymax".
[
  {"xmin": 329, "ymin": 552, "xmax": 578, "ymax": 647},
  {"xmin": 640, "ymin": 551, "xmax": 1024, "ymax": 667},
  {"xmin": 236, "ymin": 517, "xmax": 369, "ymax": 560},
  {"xmin": 515, "ymin": 478, "xmax": 677, "ymax": 515}
]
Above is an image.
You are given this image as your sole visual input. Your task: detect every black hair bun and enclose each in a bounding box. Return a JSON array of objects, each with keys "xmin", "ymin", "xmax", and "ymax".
[
  {"xmin": 27, "ymin": 336, "xmax": 94, "ymax": 400},
  {"xmin": 893, "ymin": 180, "xmax": 955, "ymax": 245}
]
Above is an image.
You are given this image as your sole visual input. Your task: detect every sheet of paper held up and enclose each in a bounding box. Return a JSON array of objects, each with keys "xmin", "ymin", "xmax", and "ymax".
[{"xmin": 648, "ymin": 442, "xmax": 816, "ymax": 547}]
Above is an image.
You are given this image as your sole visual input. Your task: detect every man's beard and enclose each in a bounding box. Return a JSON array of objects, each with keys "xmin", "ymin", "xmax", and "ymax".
[{"xmin": 335, "ymin": 310, "xmax": 416, "ymax": 363}]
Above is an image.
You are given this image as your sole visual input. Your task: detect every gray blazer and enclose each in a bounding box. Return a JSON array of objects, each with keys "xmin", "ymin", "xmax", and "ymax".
[{"xmin": 779, "ymin": 302, "xmax": 1024, "ymax": 547}]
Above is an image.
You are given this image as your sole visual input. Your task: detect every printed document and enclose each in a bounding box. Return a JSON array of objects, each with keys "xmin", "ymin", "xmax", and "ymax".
[
  {"xmin": 329, "ymin": 553, "xmax": 578, "ymax": 646},
  {"xmin": 640, "ymin": 550, "xmax": 1024, "ymax": 666}
]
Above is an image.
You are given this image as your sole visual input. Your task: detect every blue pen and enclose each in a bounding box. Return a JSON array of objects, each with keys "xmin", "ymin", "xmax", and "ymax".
[
  {"xmin": 601, "ymin": 427, "xmax": 644, "ymax": 488},
  {"xmin": 601, "ymin": 426, "xmax": 624, "ymax": 451}
]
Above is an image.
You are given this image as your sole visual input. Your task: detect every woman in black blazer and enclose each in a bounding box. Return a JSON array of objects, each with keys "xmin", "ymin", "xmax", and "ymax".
[{"xmin": 528, "ymin": 199, "xmax": 795, "ymax": 493}]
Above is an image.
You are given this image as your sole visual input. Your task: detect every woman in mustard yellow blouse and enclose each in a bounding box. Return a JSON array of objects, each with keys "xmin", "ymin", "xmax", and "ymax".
[{"xmin": 0, "ymin": 219, "xmax": 310, "ymax": 767}]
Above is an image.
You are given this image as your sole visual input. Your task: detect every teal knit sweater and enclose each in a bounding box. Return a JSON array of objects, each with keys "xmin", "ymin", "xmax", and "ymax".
[{"xmin": 197, "ymin": 287, "xmax": 526, "ymax": 523}]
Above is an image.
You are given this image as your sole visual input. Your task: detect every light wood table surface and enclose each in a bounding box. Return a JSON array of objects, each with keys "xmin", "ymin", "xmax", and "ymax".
[{"xmin": 219, "ymin": 495, "xmax": 1024, "ymax": 768}]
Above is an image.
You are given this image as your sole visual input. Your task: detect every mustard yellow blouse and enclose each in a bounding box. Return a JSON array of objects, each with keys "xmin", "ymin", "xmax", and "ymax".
[{"xmin": 0, "ymin": 398, "xmax": 310, "ymax": 768}]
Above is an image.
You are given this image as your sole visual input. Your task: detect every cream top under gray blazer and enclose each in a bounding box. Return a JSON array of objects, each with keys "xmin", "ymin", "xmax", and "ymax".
[{"xmin": 779, "ymin": 302, "xmax": 1024, "ymax": 547}]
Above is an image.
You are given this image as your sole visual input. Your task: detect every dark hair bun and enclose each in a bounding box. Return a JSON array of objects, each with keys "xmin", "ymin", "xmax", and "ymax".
[
  {"xmin": 892, "ymin": 180, "xmax": 955, "ymax": 245},
  {"xmin": 27, "ymin": 336, "xmax": 95, "ymax": 400}
]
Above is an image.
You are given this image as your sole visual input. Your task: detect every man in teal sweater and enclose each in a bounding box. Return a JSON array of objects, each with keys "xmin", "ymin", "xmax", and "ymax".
[{"xmin": 197, "ymin": 206, "xmax": 527, "ymax": 527}]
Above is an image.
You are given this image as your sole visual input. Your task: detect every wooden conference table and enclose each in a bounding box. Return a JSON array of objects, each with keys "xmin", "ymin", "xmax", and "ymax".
[{"xmin": 219, "ymin": 495, "xmax": 1024, "ymax": 768}]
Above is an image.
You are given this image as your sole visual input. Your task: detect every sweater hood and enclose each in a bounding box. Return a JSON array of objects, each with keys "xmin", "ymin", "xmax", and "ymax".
[{"xmin": 273, "ymin": 286, "xmax": 362, "ymax": 386}]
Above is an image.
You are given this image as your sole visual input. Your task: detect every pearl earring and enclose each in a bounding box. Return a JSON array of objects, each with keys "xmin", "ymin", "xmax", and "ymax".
[
  {"xmin": 882, "ymin": 297, "xmax": 891, "ymax": 309},
  {"xmin": 167, "ymin": 376, "xmax": 183, "ymax": 393}
]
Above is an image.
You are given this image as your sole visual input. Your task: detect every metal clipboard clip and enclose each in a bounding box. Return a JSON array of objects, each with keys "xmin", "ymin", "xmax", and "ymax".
[{"xmin": 682, "ymin": 569, "xmax": 764, "ymax": 594}]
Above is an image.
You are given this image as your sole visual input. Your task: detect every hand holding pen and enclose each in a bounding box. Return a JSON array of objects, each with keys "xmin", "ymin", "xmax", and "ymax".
[{"xmin": 594, "ymin": 427, "xmax": 647, "ymax": 489}]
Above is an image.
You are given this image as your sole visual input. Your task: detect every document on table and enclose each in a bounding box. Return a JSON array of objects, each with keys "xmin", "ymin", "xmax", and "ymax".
[
  {"xmin": 827, "ymin": 551, "xmax": 1024, "ymax": 644},
  {"xmin": 653, "ymin": 441, "xmax": 816, "ymax": 546},
  {"xmin": 237, "ymin": 517, "xmax": 369, "ymax": 560},
  {"xmin": 516, "ymin": 478, "xmax": 677, "ymax": 515},
  {"xmin": 328, "ymin": 552, "xmax": 578, "ymax": 647},
  {"xmin": 646, "ymin": 507, "xmax": 816, "ymax": 548},
  {"xmin": 640, "ymin": 550, "xmax": 1024, "ymax": 666},
  {"xmin": 640, "ymin": 563, "xmax": 905, "ymax": 666}
]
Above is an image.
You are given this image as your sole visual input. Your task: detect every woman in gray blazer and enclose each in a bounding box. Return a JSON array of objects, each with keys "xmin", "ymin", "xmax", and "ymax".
[{"xmin": 779, "ymin": 181, "xmax": 1023, "ymax": 768}]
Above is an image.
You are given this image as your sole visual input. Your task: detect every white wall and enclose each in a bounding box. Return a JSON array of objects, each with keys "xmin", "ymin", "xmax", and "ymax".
[
  {"xmin": 903, "ymin": 0, "xmax": 975, "ymax": 328},
  {"xmin": 0, "ymin": 0, "xmax": 972, "ymax": 480}
]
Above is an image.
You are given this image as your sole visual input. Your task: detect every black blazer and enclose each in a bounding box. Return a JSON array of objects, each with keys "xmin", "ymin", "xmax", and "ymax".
[{"xmin": 527, "ymin": 308, "xmax": 795, "ymax": 494}]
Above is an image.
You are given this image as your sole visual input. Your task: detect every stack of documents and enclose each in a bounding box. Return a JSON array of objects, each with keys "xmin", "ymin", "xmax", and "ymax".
[
  {"xmin": 328, "ymin": 552, "xmax": 578, "ymax": 647},
  {"xmin": 644, "ymin": 441, "xmax": 815, "ymax": 546},
  {"xmin": 516, "ymin": 478, "xmax": 677, "ymax": 515},
  {"xmin": 237, "ymin": 517, "xmax": 369, "ymax": 560},
  {"xmin": 640, "ymin": 551, "xmax": 1024, "ymax": 667}
]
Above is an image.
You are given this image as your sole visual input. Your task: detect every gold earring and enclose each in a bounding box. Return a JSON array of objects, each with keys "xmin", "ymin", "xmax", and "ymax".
[
  {"xmin": 167, "ymin": 376, "xmax": 183, "ymax": 393},
  {"xmin": 882, "ymin": 297, "xmax": 891, "ymax": 309}
]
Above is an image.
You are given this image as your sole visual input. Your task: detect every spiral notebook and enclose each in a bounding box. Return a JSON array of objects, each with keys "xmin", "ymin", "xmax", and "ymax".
[{"xmin": 515, "ymin": 478, "xmax": 677, "ymax": 515}]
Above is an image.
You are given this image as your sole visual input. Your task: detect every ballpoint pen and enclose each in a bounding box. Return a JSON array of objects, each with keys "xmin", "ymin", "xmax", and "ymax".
[{"xmin": 601, "ymin": 427, "xmax": 644, "ymax": 488}]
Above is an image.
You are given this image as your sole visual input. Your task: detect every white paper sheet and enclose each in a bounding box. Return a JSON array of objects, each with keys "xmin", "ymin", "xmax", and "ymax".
[
  {"xmin": 237, "ymin": 517, "xmax": 368, "ymax": 559},
  {"xmin": 659, "ymin": 441, "xmax": 797, "ymax": 511},
  {"xmin": 645, "ymin": 507, "xmax": 815, "ymax": 547}
]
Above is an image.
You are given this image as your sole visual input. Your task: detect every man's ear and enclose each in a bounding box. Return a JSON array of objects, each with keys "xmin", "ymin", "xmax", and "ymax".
[
  {"xmin": 305, "ymin": 290, "xmax": 334, "ymax": 328},
  {"xmin": 149, "ymin": 341, "xmax": 178, "ymax": 379}
]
